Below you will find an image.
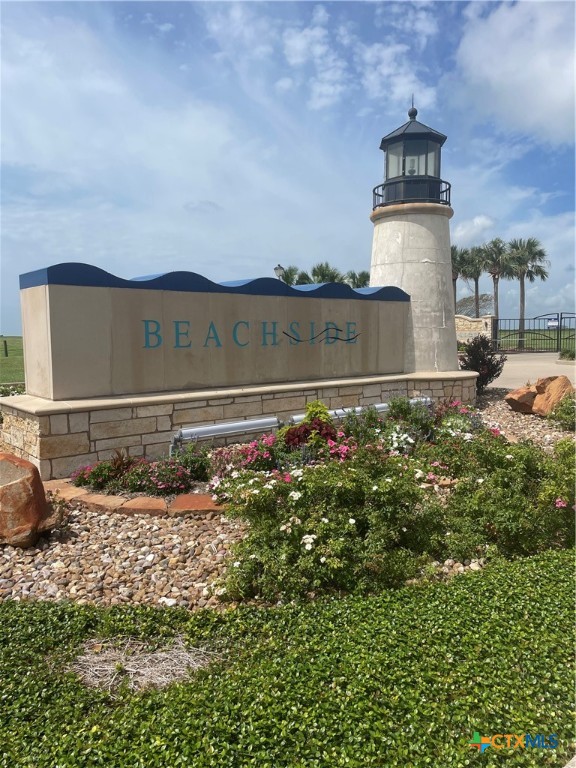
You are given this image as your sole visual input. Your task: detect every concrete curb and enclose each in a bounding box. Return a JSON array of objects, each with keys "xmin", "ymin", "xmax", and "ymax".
[{"xmin": 563, "ymin": 756, "xmax": 576, "ymax": 768}]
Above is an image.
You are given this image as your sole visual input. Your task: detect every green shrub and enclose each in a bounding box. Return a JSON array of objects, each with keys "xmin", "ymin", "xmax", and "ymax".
[
  {"xmin": 559, "ymin": 346, "xmax": 575, "ymax": 360},
  {"xmin": 340, "ymin": 405, "xmax": 385, "ymax": 444},
  {"xmin": 387, "ymin": 396, "xmax": 435, "ymax": 437},
  {"xmin": 458, "ymin": 334, "xmax": 507, "ymax": 393},
  {"xmin": 548, "ymin": 392, "xmax": 576, "ymax": 431},
  {"xmin": 443, "ymin": 440, "xmax": 574, "ymax": 559}
]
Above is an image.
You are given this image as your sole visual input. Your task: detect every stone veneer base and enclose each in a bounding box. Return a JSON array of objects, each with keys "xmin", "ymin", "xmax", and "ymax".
[{"xmin": 0, "ymin": 372, "xmax": 478, "ymax": 480}]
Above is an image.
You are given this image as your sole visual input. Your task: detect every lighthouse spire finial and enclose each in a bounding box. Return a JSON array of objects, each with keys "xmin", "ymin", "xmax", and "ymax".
[{"xmin": 408, "ymin": 96, "xmax": 417, "ymax": 120}]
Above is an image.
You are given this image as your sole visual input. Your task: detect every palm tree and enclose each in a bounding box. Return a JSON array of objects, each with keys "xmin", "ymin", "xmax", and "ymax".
[
  {"xmin": 450, "ymin": 245, "xmax": 469, "ymax": 308},
  {"xmin": 345, "ymin": 270, "xmax": 370, "ymax": 288},
  {"xmin": 508, "ymin": 237, "xmax": 549, "ymax": 349},
  {"xmin": 481, "ymin": 237, "xmax": 515, "ymax": 321},
  {"xmin": 310, "ymin": 262, "xmax": 344, "ymax": 284},
  {"xmin": 460, "ymin": 246, "xmax": 485, "ymax": 318}
]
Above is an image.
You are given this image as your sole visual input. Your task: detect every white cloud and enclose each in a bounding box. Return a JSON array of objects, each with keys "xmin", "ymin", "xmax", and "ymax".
[
  {"xmin": 453, "ymin": 215, "xmax": 495, "ymax": 247},
  {"xmin": 275, "ymin": 77, "xmax": 294, "ymax": 93},
  {"xmin": 382, "ymin": 3, "xmax": 440, "ymax": 52},
  {"xmin": 455, "ymin": 1, "xmax": 575, "ymax": 145},
  {"xmin": 312, "ymin": 5, "xmax": 330, "ymax": 27},
  {"xmin": 204, "ymin": 4, "xmax": 276, "ymax": 61},
  {"xmin": 283, "ymin": 24, "xmax": 349, "ymax": 109},
  {"xmin": 356, "ymin": 42, "xmax": 436, "ymax": 109}
]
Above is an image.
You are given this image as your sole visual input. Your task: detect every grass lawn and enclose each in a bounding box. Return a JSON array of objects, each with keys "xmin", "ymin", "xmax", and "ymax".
[
  {"xmin": 495, "ymin": 328, "xmax": 574, "ymax": 353},
  {"xmin": 0, "ymin": 550, "xmax": 572, "ymax": 767},
  {"xmin": 0, "ymin": 336, "xmax": 24, "ymax": 384}
]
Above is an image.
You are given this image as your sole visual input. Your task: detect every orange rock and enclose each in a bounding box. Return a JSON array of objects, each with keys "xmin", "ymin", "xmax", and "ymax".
[
  {"xmin": 0, "ymin": 453, "xmax": 57, "ymax": 547},
  {"xmin": 534, "ymin": 376, "xmax": 559, "ymax": 394},
  {"xmin": 504, "ymin": 385, "xmax": 537, "ymax": 413},
  {"xmin": 532, "ymin": 375, "xmax": 575, "ymax": 417},
  {"xmin": 168, "ymin": 493, "xmax": 223, "ymax": 516},
  {"xmin": 119, "ymin": 497, "xmax": 167, "ymax": 516}
]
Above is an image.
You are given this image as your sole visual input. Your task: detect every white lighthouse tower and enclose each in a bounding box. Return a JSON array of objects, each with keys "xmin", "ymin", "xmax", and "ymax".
[{"xmin": 370, "ymin": 107, "xmax": 458, "ymax": 373}]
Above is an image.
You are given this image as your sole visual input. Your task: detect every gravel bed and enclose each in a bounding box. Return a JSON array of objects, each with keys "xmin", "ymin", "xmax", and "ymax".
[
  {"xmin": 0, "ymin": 390, "xmax": 573, "ymax": 610},
  {"xmin": 0, "ymin": 508, "xmax": 246, "ymax": 609},
  {"xmin": 476, "ymin": 388, "xmax": 574, "ymax": 451}
]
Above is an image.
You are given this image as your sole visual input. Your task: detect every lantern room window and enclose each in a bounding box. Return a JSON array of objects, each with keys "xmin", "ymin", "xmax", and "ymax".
[{"xmin": 385, "ymin": 140, "xmax": 441, "ymax": 180}]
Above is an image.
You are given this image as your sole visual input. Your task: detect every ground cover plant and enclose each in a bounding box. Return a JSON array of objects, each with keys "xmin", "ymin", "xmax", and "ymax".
[{"xmin": 0, "ymin": 550, "xmax": 572, "ymax": 767}]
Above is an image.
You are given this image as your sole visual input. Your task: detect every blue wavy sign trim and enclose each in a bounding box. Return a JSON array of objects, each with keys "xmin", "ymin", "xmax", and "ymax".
[{"xmin": 20, "ymin": 262, "xmax": 410, "ymax": 302}]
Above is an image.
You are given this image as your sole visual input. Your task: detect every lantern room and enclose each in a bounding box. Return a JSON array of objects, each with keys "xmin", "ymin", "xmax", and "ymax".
[{"xmin": 373, "ymin": 107, "xmax": 451, "ymax": 208}]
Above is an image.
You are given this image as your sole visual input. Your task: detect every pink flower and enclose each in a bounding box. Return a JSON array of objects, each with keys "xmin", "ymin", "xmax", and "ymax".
[
  {"xmin": 555, "ymin": 498, "xmax": 568, "ymax": 508},
  {"xmin": 490, "ymin": 428, "xmax": 501, "ymax": 437},
  {"xmin": 431, "ymin": 461, "xmax": 441, "ymax": 467},
  {"xmin": 426, "ymin": 472, "xmax": 437, "ymax": 481},
  {"xmin": 283, "ymin": 474, "xmax": 292, "ymax": 483}
]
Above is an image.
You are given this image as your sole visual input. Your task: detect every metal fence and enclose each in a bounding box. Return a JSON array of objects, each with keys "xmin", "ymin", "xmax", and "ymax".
[{"xmin": 493, "ymin": 313, "xmax": 575, "ymax": 352}]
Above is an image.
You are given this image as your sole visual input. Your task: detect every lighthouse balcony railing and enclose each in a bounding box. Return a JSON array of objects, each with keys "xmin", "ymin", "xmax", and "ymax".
[{"xmin": 373, "ymin": 177, "xmax": 451, "ymax": 209}]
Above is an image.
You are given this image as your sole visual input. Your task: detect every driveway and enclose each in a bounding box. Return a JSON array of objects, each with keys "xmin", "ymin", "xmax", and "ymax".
[{"xmin": 486, "ymin": 352, "xmax": 575, "ymax": 391}]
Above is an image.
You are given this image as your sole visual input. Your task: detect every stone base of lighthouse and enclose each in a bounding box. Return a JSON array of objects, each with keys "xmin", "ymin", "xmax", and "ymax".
[{"xmin": 370, "ymin": 202, "xmax": 459, "ymax": 373}]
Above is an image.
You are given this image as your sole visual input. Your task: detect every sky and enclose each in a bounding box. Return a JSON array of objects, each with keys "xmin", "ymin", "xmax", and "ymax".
[{"xmin": 1, "ymin": 0, "xmax": 574, "ymax": 335}]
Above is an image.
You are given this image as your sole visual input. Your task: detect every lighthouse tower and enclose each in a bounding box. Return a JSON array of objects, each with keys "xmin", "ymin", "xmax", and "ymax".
[{"xmin": 370, "ymin": 107, "xmax": 458, "ymax": 373}]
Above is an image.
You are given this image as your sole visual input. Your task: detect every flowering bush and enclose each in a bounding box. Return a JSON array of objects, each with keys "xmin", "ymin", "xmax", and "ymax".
[
  {"xmin": 71, "ymin": 445, "xmax": 210, "ymax": 496},
  {"xmin": 210, "ymin": 434, "xmax": 278, "ymax": 478}
]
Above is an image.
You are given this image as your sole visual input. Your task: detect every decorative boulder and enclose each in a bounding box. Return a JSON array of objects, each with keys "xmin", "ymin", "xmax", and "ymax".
[
  {"xmin": 532, "ymin": 376, "xmax": 575, "ymax": 417},
  {"xmin": 0, "ymin": 453, "xmax": 57, "ymax": 548},
  {"xmin": 504, "ymin": 385, "xmax": 537, "ymax": 414}
]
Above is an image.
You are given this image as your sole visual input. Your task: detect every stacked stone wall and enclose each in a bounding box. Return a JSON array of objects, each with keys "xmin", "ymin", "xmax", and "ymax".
[
  {"xmin": 1, "ymin": 373, "xmax": 477, "ymax": 480},
  {"xmin": 455, "ymin": 315, "xmax": 494, "ymax": 344}
]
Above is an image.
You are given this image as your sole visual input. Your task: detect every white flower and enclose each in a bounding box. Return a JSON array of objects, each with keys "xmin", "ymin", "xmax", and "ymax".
[
  {"xmin": 289, "ymin": 491, "xmax": 302, "ymax": 501},
  {"xmin": 231, "ymin": 471, "xmax": 239, "ymax": 479},
  {"xmin": 289, "ymin": 516, "xmax": 302, "ymax": 525},
  {"xmin": 249, "ymin": 554, "xmax": 257, "ymax": 559},
  {"xmin": 505, "ymin": 454, "xmax": 514, "ymax": 460},
  {"xmin": 292, "ymin": 469, "xmax": 304, "ymax": 478},
  {"xmin": 414, "ymin": 470, "xmax": 424, "ymax": 480},
  {"xmin": 372, "ymin": 485, "xmax": 379, "ymax": 491},
  {"xmin": 233, "ymin": 561, "xmax": 241, "ymax": 567},
  {"xmin": 321, "ymin": 517, "xmax": 329, "ymax": 523},
  {"xmin": 477, "ymin": 478, "xmax": 485, "ymax": 484},
  {"xmin": 320, "ymin": 556, "xmax": 326, "ymax": 563},
  {"xmin": 305, "ymin": 543, "xmax": 313, "ymax": 551},
  {"xmin": 349, "ymin": 518, "xmax": 356, "ymax": 525},
  {"xmin": 402, "ymin": 527, "xmax": 407, "ymax": 532},
  {"xmin": 251, "ymin": 489, "xmax": 260, "ymax": 495},
  {"xmin": 385, "ymin": 478, "xmax": 392, "ymax": 483}
]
